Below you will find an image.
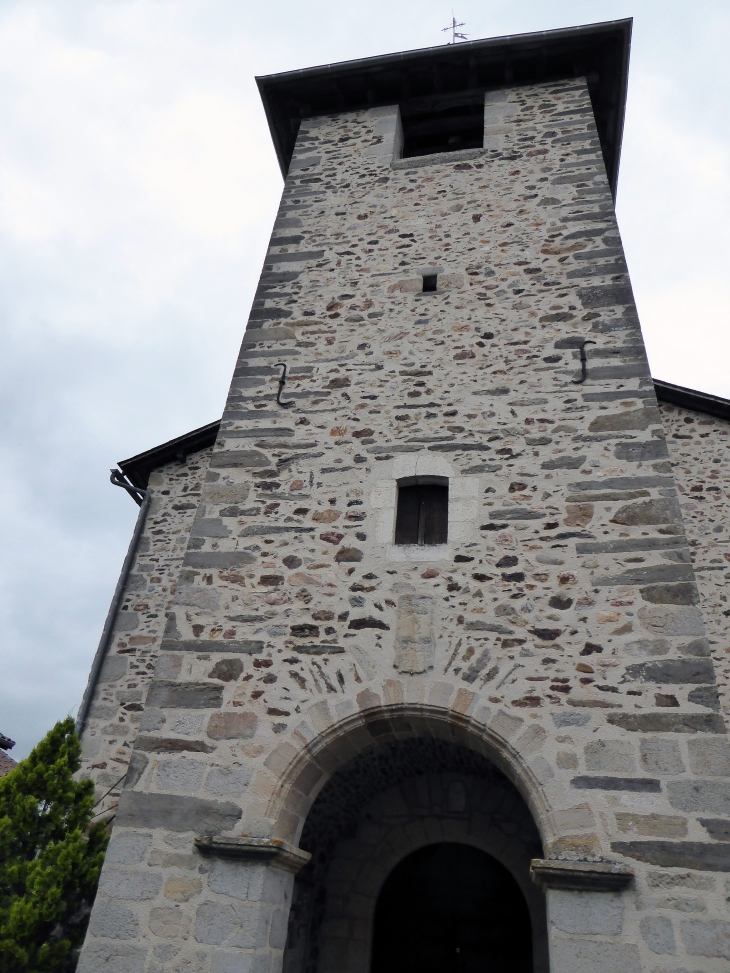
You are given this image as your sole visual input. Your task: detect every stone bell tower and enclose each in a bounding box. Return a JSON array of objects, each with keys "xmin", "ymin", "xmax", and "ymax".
[{"xmin": 78, "ymin": 18, "xmax": 730, "ymax": 973}]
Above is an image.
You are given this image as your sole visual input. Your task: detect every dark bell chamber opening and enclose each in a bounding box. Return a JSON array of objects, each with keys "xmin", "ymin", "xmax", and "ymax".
[{"xmin": 401, "ymin": 100, "xmax": 484, "ymax": 158}]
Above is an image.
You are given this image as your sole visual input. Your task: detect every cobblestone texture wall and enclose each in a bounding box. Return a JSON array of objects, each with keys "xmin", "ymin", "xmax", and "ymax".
[
  {"xmin": 661, "ymin": 402, "xmax": 730, "ymax": 721},
  {"xmin": 79, "ymin": 448, "xmax": 213, "ymax": 822},
  {"xmin": 78, "ymin": 77, "xmax": 730, "ymax": 973}
]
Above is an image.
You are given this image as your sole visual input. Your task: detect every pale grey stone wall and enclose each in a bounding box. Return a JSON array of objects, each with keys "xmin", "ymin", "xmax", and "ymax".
[
  {"xmin": 78, "ymin": 77, "xmax": 730, "ymax": 973},
  {"xmin": 79, "ymin": 447, "xmax": 213, "ymax": 821},
  {"xmin": 660, "ymin": 400, "xmax": 730, "ymax": 720}
]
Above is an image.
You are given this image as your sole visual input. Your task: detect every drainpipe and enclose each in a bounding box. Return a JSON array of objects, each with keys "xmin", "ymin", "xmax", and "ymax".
[{"xmin": 75, "ymin": 471, "xmax": 151, "ymax": 738}]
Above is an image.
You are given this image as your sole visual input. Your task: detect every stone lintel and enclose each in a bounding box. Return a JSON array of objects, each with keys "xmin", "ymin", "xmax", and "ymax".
[
  {"xmin": 530, "ymin": 858, "xmax": 634, "ymax": 892},
  {"xmin": 194, "ymin": 835, "xmax": 312, "ymax": 873}
]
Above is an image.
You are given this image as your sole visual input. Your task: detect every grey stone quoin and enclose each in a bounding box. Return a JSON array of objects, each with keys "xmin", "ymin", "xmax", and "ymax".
[{"xmin": 77, "ymin": 18, "xmax": 730, "ymax": 973}]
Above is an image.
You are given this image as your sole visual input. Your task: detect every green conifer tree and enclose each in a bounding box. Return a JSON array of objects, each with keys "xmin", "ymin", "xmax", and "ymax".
[{"xmin": 0, "ymin": 717, "xmax": 108, "ymax": 972}]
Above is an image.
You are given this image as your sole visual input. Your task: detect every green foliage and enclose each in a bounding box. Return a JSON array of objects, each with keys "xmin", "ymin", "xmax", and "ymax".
[{"xmin": 0, "ymin": 718, "xmax": 108, "ymax": 972}]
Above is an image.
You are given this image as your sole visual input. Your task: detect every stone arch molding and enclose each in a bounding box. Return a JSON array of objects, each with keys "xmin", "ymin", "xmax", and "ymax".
[{"xmin": 258, "ymin": 700, "xmax": 556, "ymax": 852}]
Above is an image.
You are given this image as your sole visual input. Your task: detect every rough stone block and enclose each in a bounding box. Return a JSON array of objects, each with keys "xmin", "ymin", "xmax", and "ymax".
[
  {"xmin": 207, "ymin": 712, "xmax": 258, "ymax": 740},
  {"xmin": 164, "ymin": 876, "xmax": 202, "ymax": 902},
  {"xmin": 117, "ymin": 791, "xmax": 242, "ymax": 834},
  {"xmin": 571, "ymin": 775, "xmax": 660, "ymax": 792},
  {"xmin": 584, "ymin": 739, "xmax": 635, "ymax": 773},
  {"xmin": 549, "ymin": 890, "xmax": 623, "ymax": 935},
  {"xmin": 148, "ymin": 906, "xmax": 190, "ymax": 939},
  {"xmin": 636, "ymin": 605, "xmax": 705, "ymax": 637},
  {"xmin": 87, "ymin": 901, "xmax": 140, "ymax": 940},
  {"xmin": 77, "ymin": 942, "xmax": 147, "ymax": 973},
  {"xmin": 100, "ymin": 654, "xmax": 128, "ymax": 682},
  {"xmin": 104, "ymin": 830, "xmax": 153, "ymax": 865},
  {"xmin": 194, "ymin": 900, "xmax": 240, "ymax": 945},
  {"xmin": 614, "ymin": 812, "xmax": 687, "ymax": 838},
  {"xmin": 668, "ymin": 779, "xmax": 730, "ymax": 815},
  {"xmin": 612, "ymin": 840, "xmax": 730, "ymax": 871},
  {"xmin": 639, "ymin": 738, "xmax": 685, "ymax": 774},
  {"xmin": 687, "ymin": 738, "xmax": 730, "ymax": 776},
  {"xmin": 623, "ymin": 658, "xmax": 714, "ymax": 684},
  {"xmin": 550, "ymin": 938, "xmax": 641, "ymax": 973},
  {"xmin": 147, "ymin": 680, "xmax": 224, "ymax": 710},
  {"xmin": 154, "ymin": 758, "xmax": 207, "ymax": 794},
  {"xmin": 212, "ymin": 951, "xmax": 254, "ymax": 973},
  {"xmin": 98, "ymin": 867, "xmax": 162, "ymax": 901},
  {"xmin": 208, "ymin": 859, "xmax": 261, "ymax": 900},
  {"xmin": 205, "ymin": 766, "xmax": 252, "ymax": 798},
  {"xmin": 608, "ymin": 712, "xmax": 725, "ymax": 733},
  {"xmin": 640, "ymin": 915, "xmax": 676, "ymax": 955},
  {"xmin": 681, "ymin": 918, "xmax": 730, "ymax": 958}
]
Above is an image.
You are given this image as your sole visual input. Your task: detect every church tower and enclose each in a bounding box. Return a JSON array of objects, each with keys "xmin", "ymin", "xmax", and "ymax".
[{"xmin": 78, "ymin": 20, "xmax": 730, "ymax": 973}]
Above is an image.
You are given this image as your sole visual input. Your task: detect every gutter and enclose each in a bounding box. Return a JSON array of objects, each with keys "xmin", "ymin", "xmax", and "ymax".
[
  {"xmin": 75, "ymin": 471, "xmax": 151, "ymax": 738},
  {"xmin": 653, "ymin": 379, "xmax": 730, "ymax": 424}
]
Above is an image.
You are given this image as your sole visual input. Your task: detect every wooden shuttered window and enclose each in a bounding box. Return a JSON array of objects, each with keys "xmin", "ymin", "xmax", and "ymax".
[{"xmin": 394, "ymin": 481, "xmax": 449, "ymax": 546}]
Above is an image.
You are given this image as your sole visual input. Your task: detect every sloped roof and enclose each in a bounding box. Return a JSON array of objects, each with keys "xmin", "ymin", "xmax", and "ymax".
[{"xmin": 117, "ymin": 420, "xmax": 221, "ymax": 491}]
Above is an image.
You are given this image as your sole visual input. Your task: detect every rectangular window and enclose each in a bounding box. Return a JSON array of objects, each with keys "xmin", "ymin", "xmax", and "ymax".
[
  {"xmin": 395, "ymin": 480, "xmax": 448, "ymax": 546},
  {"xmin": 400, "ymin": 94, "xmax": 484, "ymax": 159},
  {"xmin": 422, "ymin": 274, "xmax": 438, "ymax": 293}
]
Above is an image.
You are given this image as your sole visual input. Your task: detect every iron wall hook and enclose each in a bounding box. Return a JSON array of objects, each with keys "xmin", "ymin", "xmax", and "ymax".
[
  {"xmin": 572, "ymin": 340, "xmax": 596, "ymax": 384},
  {"xmin": 275, "ymin": 362, "xmax": 293, "ymax": 408}
]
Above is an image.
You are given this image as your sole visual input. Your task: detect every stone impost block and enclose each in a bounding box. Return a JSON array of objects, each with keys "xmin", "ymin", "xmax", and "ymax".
[
  {"xmin": 195, "ymin": 836, "xmax": 311, "ymax": 874},
  {"xmin": 531, "ymin": 859, "xmax": 633, "ymax": 892}
]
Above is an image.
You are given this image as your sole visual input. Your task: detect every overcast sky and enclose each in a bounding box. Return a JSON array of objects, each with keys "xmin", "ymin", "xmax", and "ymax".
[{"xmin": 1, "ymin": 0, "xmax": 728, "ymax": 759}]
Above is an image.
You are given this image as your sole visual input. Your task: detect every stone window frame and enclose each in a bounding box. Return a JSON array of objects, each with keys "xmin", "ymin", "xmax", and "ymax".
[
  {"xmin": 382, "ymin": 89, "xmax": 517, "ymax": 172},
  {"xmin": 394, "ymin": 475, "xmax": 449, "ymax": 546},
  {"xmin": 370, "ymin": 452, "xmax": 479, "ymax": 562}
]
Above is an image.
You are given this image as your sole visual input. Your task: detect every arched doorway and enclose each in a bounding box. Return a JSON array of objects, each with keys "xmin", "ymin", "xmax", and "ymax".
[
  {"xmin": 371, "ymin": 843, "xmax": 533, "ymax": 973},
  {"xmin": 282, "ymin": 737, "xmax": 547, "ymax": 973}
]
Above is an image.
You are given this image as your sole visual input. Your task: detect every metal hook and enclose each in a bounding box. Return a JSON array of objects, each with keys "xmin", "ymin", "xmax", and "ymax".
[
  {"xmin": 572, "ymin": 340, "xmax": 596, "ymax": 384},
  {"xmin": 275, "ymin": 362, "xmax": 293, "ymax": 408}
]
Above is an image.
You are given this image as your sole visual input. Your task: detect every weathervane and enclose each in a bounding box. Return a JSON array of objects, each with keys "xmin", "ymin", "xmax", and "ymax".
[{"xmin": 442, "ymin": 13, "xmax": 468, "ymax": 44}]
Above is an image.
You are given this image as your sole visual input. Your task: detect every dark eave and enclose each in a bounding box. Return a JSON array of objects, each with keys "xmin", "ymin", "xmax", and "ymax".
[
  {"xmin": 0, "ymin": 732, "xmax": 15, "ymax": 751},
  {"xmin": 256, "ymin": 18, "xmax": 632, "ymax": 197},
  {"xmin": 654, "ymin": 380, "xmax": 730, "ymax": 424},
  {"xmin": 117, "ymin": 420, "xmax": 221, "ymax": 491}
]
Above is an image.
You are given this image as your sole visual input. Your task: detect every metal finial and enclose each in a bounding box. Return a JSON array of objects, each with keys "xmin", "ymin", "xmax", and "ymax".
[{"xmin": 442, "ymin": 12, "xmax": 468, "ymax": 44}]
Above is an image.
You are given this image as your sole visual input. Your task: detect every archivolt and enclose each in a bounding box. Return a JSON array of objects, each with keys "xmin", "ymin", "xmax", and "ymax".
[{"xmin": 263, "ymin": 702, "xmax": 554, "ymax": 847}]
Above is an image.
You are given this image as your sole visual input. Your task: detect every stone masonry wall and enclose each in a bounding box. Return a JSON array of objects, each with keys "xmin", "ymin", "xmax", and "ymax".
[
  {"xmin": 661, "ymin": 402, "xmax": 730, "ymax": 719},
  {"xmin": 79, "ymin": 447, "xmax": 213, "ymax": 822},
  {"xmin": 79, "ymin": 76, "xmax": 730, "ymax": 973}
]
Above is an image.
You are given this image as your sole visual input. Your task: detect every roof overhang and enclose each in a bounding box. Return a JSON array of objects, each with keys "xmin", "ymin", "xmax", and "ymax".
[
  {"xmin": 117, "ymin": 420, "xmax": 221, "ymax": 491},
  {"xmin": 654, "ymin": 380, "xmax": 730, "ymax": 423},
  {"xmin": 256, "ymin": 18, "xmax": 632, "ymax": 197}
]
